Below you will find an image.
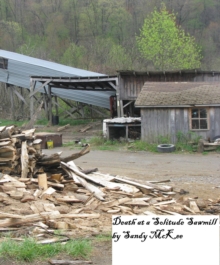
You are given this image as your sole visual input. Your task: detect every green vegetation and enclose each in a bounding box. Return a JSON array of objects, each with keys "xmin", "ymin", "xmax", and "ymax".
[
  {"xmin": 136, "ymin": 3, "xmax": 202, "ymax": 70},
  {"xmin": 0, "ymin": 119, "xmax": 26, "ymax": 127},
  {"xmin": 0, "ymin": 0, "xmax": 218, "ymax": 74},
  {"xmin": 84, "ymin": 130, "xmax": 205, "ymax": 153},
  {"xmin": 0, "ymin": 237, "xmax": 92, "ymax": 262},
  {"xmin": 36, "ymin": 118, "xmax": 91, "ymax": 127},
  {"xmin": 93, "ymin": 233, "xmax": 112, "ymax": 242}
]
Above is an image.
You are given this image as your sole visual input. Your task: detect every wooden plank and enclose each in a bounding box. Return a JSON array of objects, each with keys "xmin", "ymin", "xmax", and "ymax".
[
  {"xmin": 189, "ymin": 201, "xmax": 200, "ymax": 213},
  {"xmin": 29, "ymin": 80, "xmax": 50, "ymax": 98},
  {"xmin": 61, "ymin": 162, "xmax": 105, "ymax": 201},
  {"xmin": 0, "ymin": 211, "xmax": 61, "ymax": 227},
  {"xmin": 153, "ymin": 199, "xmax": 176, "ymax": 206},
  {"xmin": 57, "ymin": 124, "xmax": 70, "ymax": 132},
  {"xmin": 0, "ymin": 126, "xmax": 6, "ymax": 133},
  {"xmin": 114, "ymin": 177, "xmax": 154, "ymax": 191},
  {"xmin": 49, "ymin": 260, "xmax": 92, "ymax": 264},
  {"xmin": 154, "ymin": 207, "xmax": 182, "ymax": 215},
  {"xmin": 21, "ymin": 141, "xmax": 29, "ymax": 178}
]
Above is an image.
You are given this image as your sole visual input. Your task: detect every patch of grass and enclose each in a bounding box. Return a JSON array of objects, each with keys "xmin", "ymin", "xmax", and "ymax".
[
  {"xmin": 175, "ymin": 131, "xmax": 201, "ymax": 153},
  {"xmin": 64, "ymin": 240, "xmax": 92, "ymax": 258},
  {"xmin": 0, "ymin": 119, "xmax": 26, "ymax": 127},
  {"xmin": 0, "ymin": 237, "xmax": 92, "ymax": 262},
  {"xmin": 128, "ymin": 140, "xmax": 157, "ymax": 152},
  {"xmin": 36, "ymin": 118, "xmax": 94, "ymax": 127},
  {"xmin": 88, "ymin": 137, "xmax": 126, "ymax": 151},
  {"xmin": 62, "ymin": 141, "xmax": 76, "ymax": 147},
  {"xmin": 94, "ymin": 233, "xmax": 112, "ymax": 242}
]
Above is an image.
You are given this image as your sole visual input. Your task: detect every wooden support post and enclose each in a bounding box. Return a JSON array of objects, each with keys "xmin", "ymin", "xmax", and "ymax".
[
  {"xmin": 9, "ymin": 85, "xmax": 15, "ymax": 120},
  {"xmin": 116, "ymin": 79, "xmax": 121, "ymax": 117},
  {"xmin": 48, "ymin": 85, "xmax": 52, "ymax": 125},
  {"xmin": 29, "ymin": 79, "xmax": 36, "ymax": 120},
  {"xmin": 42, "ymin": 92, "xmax": 49, "ymax": 120},
  {"xmin": 54, "ymin": 96, "xmax": 58, "ymax": 116},
  {"xmin": 20, "ymin": 87, "xmax": 24, "ymax": 119},
  {"xmin": 120, "ymin": 100, "xmax": 124, "ymax": 117},
  {"xmin": 125, "ymin": 124, "xmax": 129, "ymax": 141}
]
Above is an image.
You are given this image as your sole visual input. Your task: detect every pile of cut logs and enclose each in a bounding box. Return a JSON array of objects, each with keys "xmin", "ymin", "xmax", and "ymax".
[{"xmin": 0, "ymin": 125, "xmax": 219, "ymax": 235}]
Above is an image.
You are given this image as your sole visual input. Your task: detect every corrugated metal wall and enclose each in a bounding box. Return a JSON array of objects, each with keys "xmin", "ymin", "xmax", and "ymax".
[{"xmin": 141, "ymin": 107, "xmax": 220, "ymax": 143}]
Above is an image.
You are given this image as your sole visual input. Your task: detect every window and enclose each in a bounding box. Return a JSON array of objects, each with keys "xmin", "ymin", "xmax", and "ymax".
[
  {"xmin": 190, "ymin": 108, "xmax": 208, "ymax": 130},
  {"xmin": 0, "ymin": 58, "xmax": 8, "ymax": 69}
]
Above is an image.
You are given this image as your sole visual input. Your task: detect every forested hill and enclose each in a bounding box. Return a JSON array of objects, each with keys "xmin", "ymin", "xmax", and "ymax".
[{"xmin": 0, "ymin": 0, "xmax": 219, "ymax": 74}]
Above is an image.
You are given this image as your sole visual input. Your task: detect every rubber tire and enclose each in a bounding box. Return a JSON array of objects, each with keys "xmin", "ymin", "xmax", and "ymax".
[
  {"xmin": 157, "ymin": 144, "xmax": 175, "ymax": 153},
  {"xmin": 213, "ymin": 135, "xmax": 220, "ymax": 141}
]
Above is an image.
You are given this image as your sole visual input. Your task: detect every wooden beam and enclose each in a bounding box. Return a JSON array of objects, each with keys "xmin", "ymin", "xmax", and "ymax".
[
  {"xmin": 48, "ymin": 85, "xmax": 52, "ymax": 125},
  {"xmin": 13, "ymin": 88, "xmax": 27, "ymax": 105},
  {"xmin": 30, "ymin": 79, "xmax": 36, "ymax": 119},
  {"xmin": 123, "ymin": 101, "xmax": 133, "ymax": 109},
  {"xmin": 54, "ymin": 96, "xmax": 58, "ymax": 116},
  {"xmin": 9, "ymin": 85, "xmax": 14, "ymax": 120},
  {"xmin": 29, "ymin": 80, "xmax": 50, "ymax": 98},
  {"xmin": 53, "ymin": 100, "xmax": 77, "ymax": 119},
  {"xmin": 116, "ymin": 79, "xmax": 121, "ymax": 117}
]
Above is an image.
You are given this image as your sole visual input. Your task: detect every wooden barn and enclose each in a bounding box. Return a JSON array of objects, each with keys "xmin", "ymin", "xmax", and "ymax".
[
  {"xmin": 118, "ymin": 70, "xmax": 220, "ymax": 117},
  {"xmin": 135, "ymin": 82, "xmax": 220, "ymax": 143}
]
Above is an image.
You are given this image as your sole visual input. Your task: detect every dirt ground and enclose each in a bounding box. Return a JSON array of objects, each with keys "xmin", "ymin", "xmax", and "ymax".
[
  {"xmin": 43, "ymin": 147, "xmax": 220, "ymax": 265},
  {"xmin": 2, "ymin": 123, "xmax": 220, "ymax": 265}
]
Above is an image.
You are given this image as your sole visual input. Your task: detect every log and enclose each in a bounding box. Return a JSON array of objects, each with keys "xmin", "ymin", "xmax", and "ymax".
[
  {"xmin": 0, "ymin": 141, "xmax": 13, "ymax": 147},
  {"xmin": 21, "ymin": 141, "xmax": 29, "ymax": 178},
  {"xmin": 0, "ymin": 126, "xmax": 6, "ymax": 133},
  {"xmin": 79, "ymin": 125, "xmax": 93, "ymax": 133},
  {"xmin": 57, "ymin": 124, "xmax": 70, "ymax": 132},
  {"xmin": 0, "ymin": 126, "xmax": 14, "ymax": 139},
  {"xmin": 61, "ymin": 144, "xmax": 90, "ymax": 163},
  {"xmin": 49, "ymin": 260, "xmax": 92, "ymax": 264},
  {"xmin": 114, "ymin": 177, "xmax": 154, "ymax": 191},
  {"xmin": 38, "ymin": 173, "xmax": 48, "ymax": 190}
]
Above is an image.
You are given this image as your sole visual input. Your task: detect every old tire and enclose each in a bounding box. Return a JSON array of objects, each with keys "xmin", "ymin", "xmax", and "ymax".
[
  {"xmin": 213, "ymin": 135, "xmax": 220, "ymax": 141},
  {"xmin": 157, "ymin": 144, "xmax": 175, "ymax": 153}
]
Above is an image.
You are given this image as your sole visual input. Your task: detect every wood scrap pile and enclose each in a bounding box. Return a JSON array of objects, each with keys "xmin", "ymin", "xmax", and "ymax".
[{"xmin": 0, "ymin": 125, "xmax": 219, "ymax": 237}]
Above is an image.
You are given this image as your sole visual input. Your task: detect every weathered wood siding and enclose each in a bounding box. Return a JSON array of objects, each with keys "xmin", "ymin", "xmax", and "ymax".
[
  {"xmin": 119, "ymin": 72, "xmax": 220, "ymax": 100},
  {"xmin": 141, "ymin": 107, "xmax": 220, "ymax": 143}
]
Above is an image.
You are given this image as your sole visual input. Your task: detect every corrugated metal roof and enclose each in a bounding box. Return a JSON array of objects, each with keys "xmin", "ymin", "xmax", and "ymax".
[
  {"xmin": 0, "ymin": 50, "xmax": 102, "ymax": 76},
  {"xmin": 0, "ymin": 50, "xmax": 116, "ymax": 108},
  {"xmin": 135, "ymin": 82, "xmax": 220, "ymax": 107}
]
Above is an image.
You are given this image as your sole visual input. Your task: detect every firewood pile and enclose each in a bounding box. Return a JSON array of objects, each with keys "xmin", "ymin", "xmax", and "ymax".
[{"xmin": 0, "ymin": 125, "xmax": 219, "ymax": 239}]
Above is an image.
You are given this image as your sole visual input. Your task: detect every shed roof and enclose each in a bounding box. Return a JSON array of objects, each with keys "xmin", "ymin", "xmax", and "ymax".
[
  {"xmin": 0, "ymin": 50, "xmax": 116, "ymax": 109},
  {"xmin": 135, "ymin": 82, "xmax": 220, "ymax": 108}
]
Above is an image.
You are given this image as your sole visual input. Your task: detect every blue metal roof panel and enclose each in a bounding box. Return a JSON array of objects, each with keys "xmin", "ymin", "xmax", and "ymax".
[
  {"xmin": 0, "ymin": 50, "xmax": 104, "ymax": 77},
  {"xmin": 0, "ymin": 50, "xmax": 115, "ymax": 109}
]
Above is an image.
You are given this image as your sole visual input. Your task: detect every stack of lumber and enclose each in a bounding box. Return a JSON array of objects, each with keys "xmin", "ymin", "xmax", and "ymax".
[
  {"xmin": 0, "ymin": 125, "xmax": 90, "ymax": 177},
  {"xmin": 0, "ymin": 126, "xmax": 40, "ymax": 176}
]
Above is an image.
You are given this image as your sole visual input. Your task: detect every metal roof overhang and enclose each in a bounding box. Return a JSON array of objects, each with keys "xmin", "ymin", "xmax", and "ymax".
[
  {"xmin": 30, "ymin": 75, "xmax": 118, "ymax": 109},
  {"xmin": 31, "ymin": 75, "xmax": 118, "ymax": 91}
]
